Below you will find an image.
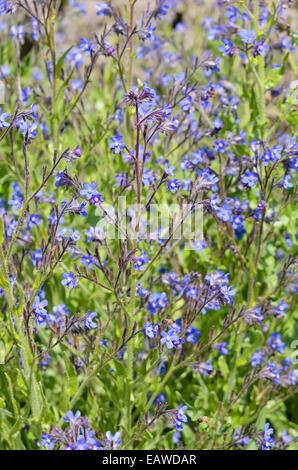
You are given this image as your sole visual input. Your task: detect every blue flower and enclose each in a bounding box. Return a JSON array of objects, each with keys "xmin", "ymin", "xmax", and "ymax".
[
  {"xmin": 17, "ymin": 120, "xmax": 38, "ymax": 140},
  {"xmin": 33, "ymin": 295, "xmax": 49, "ymax": 328},
  {"xmin": 155, "ymin": 0, "xmax": 169, "ymax": 18},
  {"xmin": 261, "ymin": 361, "xmax": 282, "ymax": 384},
  {"xmin": 10, "ymin": 25, "xmax": 25, "ymax": 44},
  {"xmin": 225, "ymin": 6, "xmax": 239, "ymax": 22},
  {"xmin": 172, "ymin": 431, "xmax": 181, "ymax": 445},
  {"xmin": 185, "ymin": 326, "xmax": 201, "ymax": 344},
  {"xmin": 281, "ymin": 431, "xmax": 293, "ymax": 445},
  {"xmin": 79, "ymin": 37, "xmax": 94, "ymax": 53},
  {"xmin": 272, "ymin": 301, "xmax": 288, "ymax": 318},
  {"xmin": 0, "ymin": 109, "xmax": 10, "ymax": 130},
  {"xmin": 172, "ymin": 404, "xmax": 188, "ymax": 432},
  {"xmin": 134, "ymin": 252, "xmax": 150, "ymax": 271},
  {"xmin": 195, "ymin": 360, "xmax": 213, "ymax": 377},
  {"xmin": 167, "ymin": 179, "xmax": 181, "ymax": 194},
  {"xmin": 241, "ymin": 170, "xmax": 258, "ymax": 188},
  {"xmin": 250, "ymin": 350, "xmax": 264, "ymax": 367},
  {"xmin": 136, "ymin": 282, "xmax": 150, "ymax": 299},
  {"xmin": 84, "ymin": 311, "xmax": 97, "ymax": 330},
  {"xmin": 179, "ymin": 95, "xmax": 192, "ymax": 112},
  {"xmin": 261, "ymin": 423, "xmax": 275, "ymax": 450},
  {"xmin": 144, "ymin": 322, "xmax": 158, "ymax": 339},
  {"xmin": 213, "ymin": 342, "xmax": 229, "ymax": 356},
  {"xmin": 7, "ymin": 219, "xmax": 17, "ymax": 239},
  {"xmin": 214, "ymin": 139, "xmax": 228, "ymax": 153},
  {"xmin": 147, "ymin": 292, "xmax": 168, "ymax": 314},
  {"xmin": 8, "ymin": 181, "xmax": 24, "ymax": 210},
  {"xmin": 219, "ymin": 39, "xmax": 236, "ymax": 57},
  {"xmin": 254, "ymin": 38, "xmax": 269, "ymax": 56},
  {"xmin": 109, "ymin": 132, "xmax": 125, "ymax": 154},
  {"xmin": 39, "ymin": 433, "xmax": 55, "ymax": 450},
  {"xmin": 33, "ymin": 295, "xmax": 48, "ymax": 315},
  {"xmin": 96, "ymin": 2, "xmax": 112, "ymax": 17},
  {"xmin": 161, "ymin": 329, "xmax": 179, "ymax": 349},
  {"xmin": 80, "ymin": 182, "xmax": 98, "ymax": 200},
  {"xmin": 239, "ymin": 29, "xmax": 256, "ymax": 45},
  {"xmin": 142, "ymin": 168, "xmax": 157, "ymax": 187},
  {"xmin": 260, "ymin": 146, "xmax": 282, "ymax": 166},
  {"xmin": 267, "ymin": 333, "xmax": 285, "ymax": 353},
  {"xmin": 28, "ymin": 214, "xmax": 41, "ymax": 229},
  {"xmin": 105, "ymin": 431, "xmax": 122, "ymax": 450},
  {"xmin": 186, "ymin": 286, "xmax": 198, "ymax": 300},
  {"xmin": 51, "ymin": 304, "xmax": 70, "ymax": 327},
  {"xmin": 31, "ymin": 249, "xmax": 43, "ymax": 269},
  {"xmin": 244, "ymin": 306, "xmax": 264, "ymax": 325},
  {"xmin": 63, "ymin": 410, "xmax": 81, "ymax": 423},
  {"xmin": 280, "ymin": 174, "xmax": 293, "ymax": 190},
  {"xmin": 81, "ymin": 255, "xmax": 95, "ymax": 269},
  {"xmin": 61, "ymin": 272, "xmax": 77, "ymax": 289}
]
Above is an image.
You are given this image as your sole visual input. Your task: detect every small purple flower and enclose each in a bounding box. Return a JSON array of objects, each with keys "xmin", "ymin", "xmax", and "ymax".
[
  {"xmin": 185, "ymin": 326, "xmax": 201, "ymax": 344},
  {"xmin": 214, "ymin": 139, "xmax": 228, "ymax": 153},
  {"xmin": 219, "ymin": 39, "xmax": 236, "ymax": 57},
  {"xmin": 134, "ymin": 252, "xmax": 150, "ymax": 271},
  {"xmin": 272, "ymin": 301, "xmax": 288, "ymax": 318},
  {"xmin": 280, "ymin": 175, "xmax": 293, "ymax": 190},
  {"xmin": 39, "ymin": 433, "xmax": 55, "ymax": 450},
  {"xmin": 28, "ymin": 214, "xmax": 41, "ymax": 229},
  {"xmin": 33, "ymin": 295, "xmax": 49, "ymax": 328},
  {"xmin": 154, "ymin": 0, "xmax": 169, "ymax": 18},
  {"xmin": 105, "ymin": 431, "xmax": 122, "ymax": 450},
  {"xmin": 63, "ymin": 410, "xmax": 81, "ymax": 423},
  {"xmin": 167, "ymin": 179, "xmax": 181, "ymax": 194},
  {"xmin": 109, "ymin": 133, "xmax": 125, "ymax": 154},
  {"xmin": 0, "ymin": 109, "xmax": 10, "ymax": 130},
  {"xmin": 33, "ymin": 295, "xmax": 48, "ymax": 316},
  {"xmin": 96, "ymin": 2, "xmax": 112, "ymax": 17},
  {"xmin": 213, "ymin": 342, "xmax": 229, "ymax": 356},
  {"xmin": 267, "ymin": 333, "xmax": 285, "ymax": 354},
  {"xmin": 89, "ymin": 193, "xmax": 103, "ymax": 206},
  {"xmin": 195, "ymin": 360, "xmax": 213, "ymax": 377},
  {"xmin": 260, "ymin": 146, "xmax": 282, "ymax": 166},
  {"xmin": 80, "ymin": 182, "xmax": 98, "ymax": 200},
  {"xmin": 8, "ymin": 181, "xmax": 24, "ymax": 210},
  {"xmin": 84, "ymin": 311, "xmax": 97, "ymax": 330},
  {"xmin": 241, "ymin": 170, "xmax": 258, "ymax": 188},
  {"xmin": 147, "ymin": 292, "xmax": 168, "ymax": 315},
  {"xmin": 254, "ymin": 38, "xmax": 269, "ymax": 56},
  {"xmin": 144, "ymin": 322, "xmax": 158, "ymax": 339},
  {"xmin": 31, "ymin": 249, "xmax": 43, "ymax": 268},
  {"xmin": 171, "ymin": 404, "xmax": 188, "ymax": 432},
  {"xmin": 61, "ymin": 272, "xmax": 77, "ymax": 289},
  {"xmin": 161, "ymin": 329, "xmax": 179, "ymax": 349},
  {"xmin": 239, "ymin": 29, "xmax": 256, "ymax": 45},
  {"xmin": 186, "ymin": 286, "xmax": 198, "ymax": 300},
  {"xmin": 79, "ymin": 37, "xmax": 95, "ymax": 53},
  {"xmin": 250, "ymin": 350, "xmax": 264, "ymax": 368},
  {"xmin": 244, "ymin": 306, "xmax": 264, "ymax": 325},
  {"xmin": 261, "ymin": 423, "xmax": 275, "ymax": 450},
  {"xmin": 10, "ymin": 25, "xmax": 25, "ymax": 45},
  {"xmin": 281, "ymin": 431, "xmax": 292, "ymax": 445}
]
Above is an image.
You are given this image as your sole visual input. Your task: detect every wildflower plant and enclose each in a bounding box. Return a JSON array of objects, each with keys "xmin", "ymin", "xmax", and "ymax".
[{"xmin": 0, "ymin": 0, "xmax": 297, "ymax": 451}]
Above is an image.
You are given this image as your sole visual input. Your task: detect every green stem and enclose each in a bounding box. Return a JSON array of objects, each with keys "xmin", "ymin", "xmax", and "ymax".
[
  {"xmin": 127, "ymin": 1, "xmax": 136, "ymax": 91},
  {"xmin": 0, "ymin": 233, "xmax": 42, "ymax": 419},
  {"xmin": 125, "ymin": 104, "xmax": 141, "ymax": 438},
  {"xmin": 45, "ymin": 8, "xmax": 59, "ymax": 151},
  {"xmin": 253, "ymin": 0, "xmax": 266, "ymax": 136}
]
